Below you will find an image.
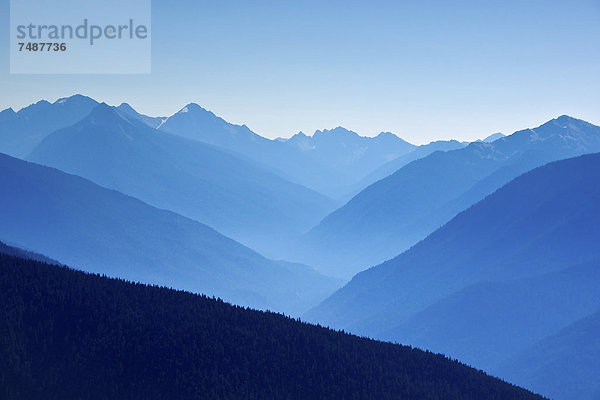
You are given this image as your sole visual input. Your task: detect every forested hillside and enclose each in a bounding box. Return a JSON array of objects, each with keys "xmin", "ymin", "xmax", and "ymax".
[{"xmin": 0, "ymin": 252, "xmax": 543, "ymax": 400}]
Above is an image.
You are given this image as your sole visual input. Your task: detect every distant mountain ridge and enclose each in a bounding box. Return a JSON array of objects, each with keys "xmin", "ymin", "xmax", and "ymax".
[
  {"xmin": 116, "ymin": 102, "xmax": 167, "ymax": 129},
  {"xmin": 160, "ymin": 105, "xmax": 417, "ymax": 198},
  {"xmin": 299, "ymin": 115, "xmax": 600, "ymax": 278},
  {"xmin": 160, "ymin": 103, "xmax": 269, "ymax": 146},
  {"xmin": 0, "ymin": 95, "xmax": 98, "ymax": 157},
  {"xmin": 0, "ymin": 152, "xmax": 340, "ymax": 315},
  {"xmin": 347, "ymin": 139, "xmax": 468, "ymax": 197},
  {"xmin": 306, "ymin": 153, "xmax": 600, "ymax": 399},
  {"xmin": 27, "ymin": 103, "xmax": 336, "ymax": 257},
  {"xmin": 2, "ymin": 95, "xmax": 473, "ymax": 201},
  {"xmin": 307, "ymin": 152, "xmax": 600, "ymax": 332}
]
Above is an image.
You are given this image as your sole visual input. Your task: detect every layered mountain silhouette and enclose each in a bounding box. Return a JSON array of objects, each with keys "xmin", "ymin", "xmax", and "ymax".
[
  {"xmin": 300, "ymin": 116, "xmax": 600, "ymax": 278},
  {"xmin": 2, "ymin": 95, "xmax": 597, "ymax": 398},
  {"xmin": 306, "ymin": 153, "xmax": 600, "ymax": 398},
  {"xmin": 160, "ymin": 105, "xmax": 416, "ymax": 198},
  {"xmin": 0, "ymin": 241, "xmax": 58, "ymax": 264},
  {"xmin": 27, "ymin": 103, "xmax": 336, "ymax": 256},
  {"xmin": 0, "ymin": 251, "xmax": 544, "ymax": 400},
  {"xmin": 0, "ymin": 153, "xmax": 340, "ymax": 315},
  {"xmin": 0, "ymin": 95, "xmax": 98, "ymax": 158},
  {"xmin": 2, "ymin": 96, "xmax": 424, "ymax": 201}
]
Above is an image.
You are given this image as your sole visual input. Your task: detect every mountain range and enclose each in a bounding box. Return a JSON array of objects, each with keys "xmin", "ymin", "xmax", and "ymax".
[
  {"xmin": 159, "ymin": 104, "xmax": 418, "ymax": 199},
  {"xmin": 0, "ymin": 95, "xmax": 98, "ymax": 158},
  {"xmin": 306, "ymin": 153, "xmax": 600, "ymax": 399},
  {"xmin": 27, "ymin": 103, "xmax": 336, "ymax": 256},
  {"xmin": 299, "ymin": 115, "xmax": 600, "ymax": 278},
  {"xmin": 347, "ymin": 138, "xmax": 468, "ymax": 197},
  {"xmin": 0, "ymin": 152, "xmax": 340, "ymax": 315},
  {"xmin": 1, "ymin": 94, "xmax": 598, "ymax": 398}
]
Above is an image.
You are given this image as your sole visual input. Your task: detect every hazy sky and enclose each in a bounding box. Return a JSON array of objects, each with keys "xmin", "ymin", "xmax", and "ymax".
[{"xmin": 1, "ymin": 0, "xmax": 599, "ymax": 144}]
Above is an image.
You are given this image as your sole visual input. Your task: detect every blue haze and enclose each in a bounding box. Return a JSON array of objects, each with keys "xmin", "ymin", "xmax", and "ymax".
[
  {"xmin": 0, "ymin": 152, "xmax": 341, "ymax": 315},
  {"xmin": 298, "ymin": 116, "xmax": 600, "ymax": 278},
  {"xmin": 26, "ymin": 101, "xmax": 337, "ymax": 256}
]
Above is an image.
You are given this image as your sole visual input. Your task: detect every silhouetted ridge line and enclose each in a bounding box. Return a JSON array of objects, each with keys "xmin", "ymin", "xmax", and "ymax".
[{"xmin": 0, "ymin": 252, "xmax": 544, "ymax": 400}]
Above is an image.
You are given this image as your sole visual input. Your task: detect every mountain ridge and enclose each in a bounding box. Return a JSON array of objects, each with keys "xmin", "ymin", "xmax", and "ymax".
[
  {"xmin": 27, "ymin": 103, "xmax": 336, "ymax": 257},
  {"xmin": 0, "ymin": 95, "xmax": 99, "ymax": 157},
  {"xmin": 0, "ymin": 251, "xmax": 545, "ymax": 400},
  {"xmin": 305, "ymin": 152, "xmax": 600, "ymax": 398},
  {"xmin": 306, "ymin": 152, "xmax": 600, "ymax": 332},
  {"xmin": 298, "ymin": 115, "xmax": 600, "ymax": 278},
  {"xmin": 0, "ymin": 152, "xmax": 340, "ymax": 315}
]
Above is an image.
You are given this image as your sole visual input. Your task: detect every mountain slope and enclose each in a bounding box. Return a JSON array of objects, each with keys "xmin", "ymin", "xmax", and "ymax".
[
  {"xmin": 0, "ymin": 241, "xmax": 59, "ymax": 264},
  {"xmin": 306, "ymin": 153, "xmax": 600, "ymax": 337},
  {"xmin": 159, "ymin": 103, "xmax": 270, "ymax": 149},
  {"xmin": 116, "ymin": 102, "xmax": 166, "ymax": 128},
  {"xmin": 493, "ymin": 310, "xmax": 600, "ymax": 400},
  {"xmin": 282, "ymin": 128, "xmax": 417, "ymax": 197},
  {"xmin": 160, "ymin": 105, "xmax": 416, "ymax": 198},
  {"xmin": 27, "ymin": 104, "xmax": 336, "ymax": 256},
  {"xmin": 301, "ymin": 116, "xmax": 600, "ymax": 278},
  {"xmin": 482, "ymin": 132, "xmax": 505, "ymax": 142},
  {"xmin": 0, "ymin": 252, "xmax": 544, "ymax": 400},
  {"xmin": 348, "ymin": 139, "xmax": 467, "ymax": 198},
  {"xmin": 382, "ymin": 262, "xmax": 600, "ymax": 371},
  {"xmin": 0, "ymin": 95, "xmax": 98, "ymax": 158},
  {"xmin": 0, "ymin": 153, "xmax": 339, "ymax": 315}
]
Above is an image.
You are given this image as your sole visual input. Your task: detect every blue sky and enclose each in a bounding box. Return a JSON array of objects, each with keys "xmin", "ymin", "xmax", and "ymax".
[{"xmin": 1, "ymin": 0, "xmax": 599, "ymax": 144}]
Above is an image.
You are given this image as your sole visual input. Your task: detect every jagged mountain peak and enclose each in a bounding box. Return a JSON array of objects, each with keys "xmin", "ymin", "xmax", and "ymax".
[
  {"xmin": 54, "ymin": 102, "xmax": 145, "ymax": 137},
  {"xmin": 537, "ymin": 115, "xmax": 595, "ymax": 132},
  {"xmin": 115, "ymin": 102, "xmax": 167, "ymax": 129},
  {"xmin": 0, "ymin": 107, "xmax": 16, "ymax": 120},
  {"xmin": 313, "ymin": 126, "xmax": 359, "ymax": 138},
  {"xmin": 555, "ymin": 114, "xmax": 582, "ymax": 123},
  {"xmin": 88, "ymin": 102, "xmax": 133, "ymax": 122},
  {"xmin": 177, "ymin": 103, "xmax": 212, "ymax": 115},
  {"xmin": 117, "ymin": 102, "xmax": 136, "ymax": 112},
  {"xmin": 13, "ymin": 99, "xmax": 52, "ymax": 114}
]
